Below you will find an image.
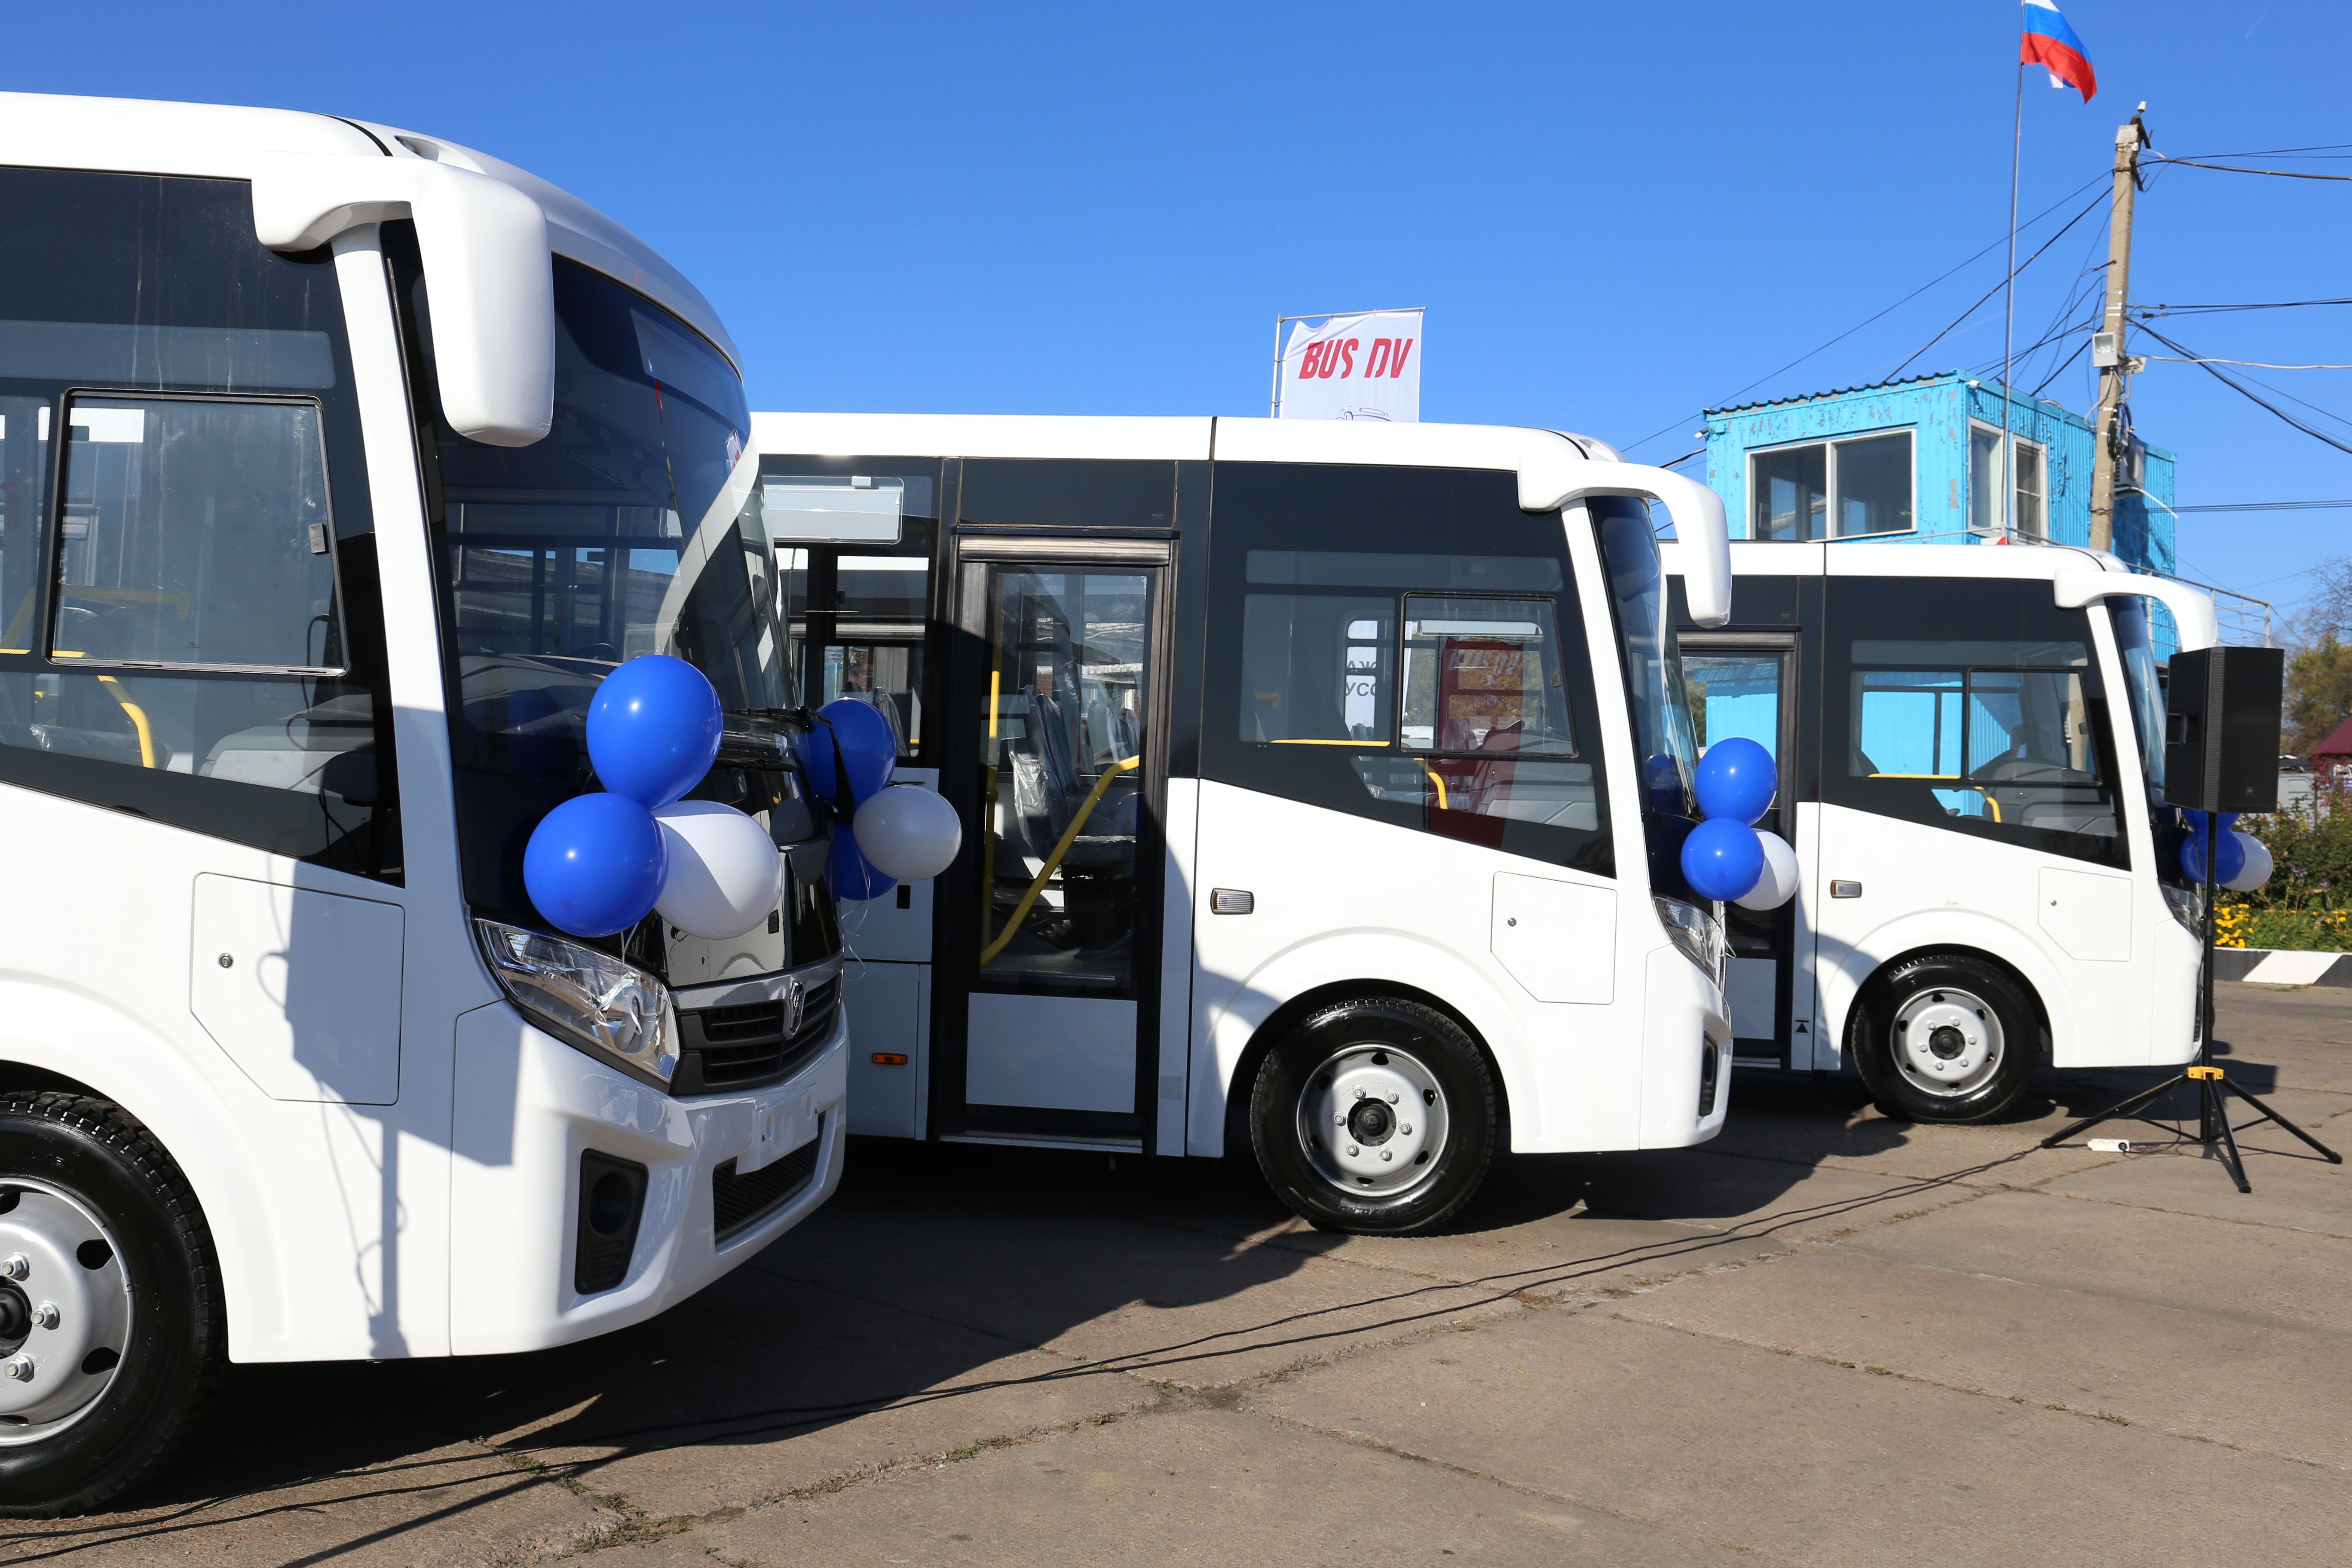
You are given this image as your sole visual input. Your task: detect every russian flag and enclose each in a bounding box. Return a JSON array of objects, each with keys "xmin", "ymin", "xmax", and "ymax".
[{"xmin": 2021, "ymin": 0, "xmax": 2097, "ymax": 102}]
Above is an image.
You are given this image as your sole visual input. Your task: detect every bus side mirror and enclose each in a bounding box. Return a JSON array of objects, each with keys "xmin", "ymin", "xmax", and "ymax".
[
  {"xmin": 2051, "ymin": 572, "xmax": 2219, "ymax": 652},
  {"xmin": 1525, "ymin": 462, "xmax": 1734, "ymax": 629},
  {"xmin": 251, "ymin": 152, "xmax": 555, "ymax": 448}
]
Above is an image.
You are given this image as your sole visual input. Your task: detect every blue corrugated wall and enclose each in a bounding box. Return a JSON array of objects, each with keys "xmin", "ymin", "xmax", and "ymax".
[{"xmin": 1699, "ymin": 371, "xmax": 2174, "ymax": 573}]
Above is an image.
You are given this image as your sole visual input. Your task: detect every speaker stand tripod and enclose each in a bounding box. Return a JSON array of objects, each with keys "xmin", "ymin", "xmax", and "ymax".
[{"xmin": 2042, "ymin": 839, "xmax": 2343, "ymax": 1192}]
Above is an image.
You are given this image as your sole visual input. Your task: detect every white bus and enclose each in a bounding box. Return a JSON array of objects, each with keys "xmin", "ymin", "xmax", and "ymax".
[
  {"xmin": 0, "ymin": 92, "xmax": 845, "ymax": 1511},
  {"xmin": 755, "ymin": 413, "xmax": 1743, "ymax": 1237},
  {"xmin": 1663, "ymin": 540, "xmax": 2217, "ymax": 1121}
]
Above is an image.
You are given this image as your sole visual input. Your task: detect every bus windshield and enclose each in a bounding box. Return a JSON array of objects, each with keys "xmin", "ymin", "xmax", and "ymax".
[
  {"xmin": 394, "ymin": 239, "xmax": 787, "ymax": 916},
  {"xmin": 2109, "ymin": 596, "xmax": 2166, "ymax": 801},
  {"xmin": 1592, "ymin": 497, "xmax": 1700, "ymax": 818}
]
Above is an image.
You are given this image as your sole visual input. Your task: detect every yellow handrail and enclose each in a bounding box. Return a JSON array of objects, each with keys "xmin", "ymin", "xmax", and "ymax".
[
  {"xmin": 980, "ymin": 753, "xmax": 1141, "ymax": 966},
  {"xmin": 95, "ymin": 676, "xmax": 156, "ymax": 768}
]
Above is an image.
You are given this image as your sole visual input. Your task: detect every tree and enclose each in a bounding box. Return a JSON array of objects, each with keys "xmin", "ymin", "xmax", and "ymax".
[
  {"xmin": 2285, "ymin": 634, "xmax": 2352, "ymax": 756},
  {"xmin": 2281, "ymin": 558, "xmax": 2352, "ymax": 756}
]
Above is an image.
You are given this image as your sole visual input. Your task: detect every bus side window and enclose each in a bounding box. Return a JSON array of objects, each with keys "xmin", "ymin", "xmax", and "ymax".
[
  {"xmin": 1825, "ymin": 577, "xmax": 2123, "ymax": 867},
  {"xmin": 7, "ymin": 393, "xmax": 378, "ymax": 815},
  {"xmin": 1204, "ymin": 462, "xmax": 1611, "ymax": 876}
]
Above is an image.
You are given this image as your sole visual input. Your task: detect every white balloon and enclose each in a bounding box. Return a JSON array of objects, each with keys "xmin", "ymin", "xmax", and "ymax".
[
  {"xmin": 854, "ymin": 784, "xmax": 963, "ymax": 882},
  {"xmin": 1734, "ymin": 829, "xmax": 1800, "ymax": 911},
  {"xmin": 2223, "ymin": 832, "xmax": 2272, "ymax": 894},
  {"xmin": 652, "ymin": 800, "xmax": 784, "ymax": 940}
]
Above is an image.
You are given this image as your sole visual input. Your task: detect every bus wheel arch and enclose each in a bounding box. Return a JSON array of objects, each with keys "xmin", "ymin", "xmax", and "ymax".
[
  {"xmin": 0, "ymin": 1090, "xmax": 226, "ymax": 1516},
  {"xmin": 1230, "ymin": 984, "xmax": 1505, "ymax": 1235},
  {"xmin": 1223, "ymin": 980, "xmax": 1512, "ymax": 1159},
  {"xmin": 1845, "ymin": 947, "xmax": 2047, "ymax": 1125}
]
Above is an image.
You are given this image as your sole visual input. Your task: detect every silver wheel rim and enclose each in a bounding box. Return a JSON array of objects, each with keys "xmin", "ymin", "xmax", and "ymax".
[
  {"xmin": 1891, "ymin": 986, "xmax": 2005, "ymax": 1099},
  {"xmin": 0, "ymin": 1179, "xmax": 133, "ymax": 1443},
  {"xmin": 1295, "ymin": 1043, "xmax": 1449, "ymax": 1200}
]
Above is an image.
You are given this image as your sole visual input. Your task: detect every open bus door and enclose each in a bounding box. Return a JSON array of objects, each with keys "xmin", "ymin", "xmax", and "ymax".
[{"xmin": 1681, "ymin": 631, "xmax": 1808, "ymax": 1068}]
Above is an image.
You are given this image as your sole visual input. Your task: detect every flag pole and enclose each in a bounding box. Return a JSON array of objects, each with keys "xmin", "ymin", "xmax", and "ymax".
[{"xmin": 2000, "ymin": 38, "xmax": 2024, "ymax": 538}]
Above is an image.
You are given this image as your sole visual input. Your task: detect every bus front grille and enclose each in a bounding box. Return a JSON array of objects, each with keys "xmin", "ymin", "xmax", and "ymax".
[
  {"xmin": 673, "ymin": 975, "xmax": 839, "ymax": 1095},
  {"xmin": 712, "ymin": 1124, "xmax": 823, "ymax": 1244}
]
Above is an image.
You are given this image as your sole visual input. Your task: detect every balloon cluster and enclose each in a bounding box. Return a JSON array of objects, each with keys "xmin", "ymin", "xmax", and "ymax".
[
  {"xmin": 801, "ymin": 698, "xmax": 962, "ymax": 901},
  {"xmin": 523, "ymin": 657, "xmax": 782, "ymax": 940},
  {"xmin": 2180, "ymin": 810, "xmax": 2272, "ymax": 894},
  {"xmin": 521, "ymin": 671, "xmax": 969, "ymax": 938},
  {"xmin": 1678, "ymin": 738, "xmax": 1799, "ymax": 910}
]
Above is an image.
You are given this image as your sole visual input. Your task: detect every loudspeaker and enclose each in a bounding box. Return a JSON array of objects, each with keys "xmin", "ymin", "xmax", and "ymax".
[{"xmin": 2162, "ymin": 646, "xmax": 2284, "ymax": 814}]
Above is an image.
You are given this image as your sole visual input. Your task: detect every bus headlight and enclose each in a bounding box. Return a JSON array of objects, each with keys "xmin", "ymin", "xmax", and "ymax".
[
  {"xmin": 2161, "ymin": 884, "xmax": 2203, "ymax": 939},
  {"xmin": 475, "ymin": 919, "xmax": 679, "ymax": 1087},
  {"xmin": 1654, "ymin": 895, "xmax": 1726, "ymax": 990}
]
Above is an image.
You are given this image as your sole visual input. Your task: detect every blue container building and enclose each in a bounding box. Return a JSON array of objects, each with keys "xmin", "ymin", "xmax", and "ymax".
[{"xmin": 1700, "ymin": 371, "xmax": 2174, "ymax": 575}]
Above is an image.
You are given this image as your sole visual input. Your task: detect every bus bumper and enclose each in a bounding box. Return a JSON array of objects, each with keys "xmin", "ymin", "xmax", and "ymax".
[
  {"xmin": 1636, "ymin": 945, "xmax": 1734, "ymax": 1149},
  {"xmin": 447, "ymin": 1000, "xmax": 849, "ymax": 1357}
]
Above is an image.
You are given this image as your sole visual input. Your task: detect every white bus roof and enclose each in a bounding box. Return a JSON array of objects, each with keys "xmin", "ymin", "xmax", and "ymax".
[
  {"xmin": 1662, "ymin": 539, "xmax": 2138, "ymax": 581},
  {"xmin": 0, "ymin": 90, "xmax": 738, "ymax": 371},
  {"xmin": 753, "ymin": 412, "xmax": 1631, "ymax": 511},
  {"xmin": 1658, "ymin": 539, "xmax": 2222, "ymax": 648}
]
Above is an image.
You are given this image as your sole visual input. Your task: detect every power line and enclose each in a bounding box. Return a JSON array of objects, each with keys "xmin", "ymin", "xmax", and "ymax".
[
  {"xmin": 2148, "ymin": 157, "xmax": 2352, "ymax": 183},
  {"xmin": 1883, "ymin": 192, "xmax": 2109, "ymax": 383},
  {"xmin": 2174, "ymin": 499, "xmax": 2352, "ymax": 513},
  {"xmin": 1616, "ymin": 174, "xmax": 2106, "ymax": 453},
  {"xmin": 2135, "ymin": 297, "xmax": 2352, "ymax": 316},
  {"xmin": 2030, "ymin": 335, "xmax": 2092, "ymax": 399},
  {"xmin": 2151, "ymin": 355, "xmax": 2352, "ymax": 371},
  {"xmin": 2136, "ymin": 320, "xmax": 2352, "ymax": 458}
]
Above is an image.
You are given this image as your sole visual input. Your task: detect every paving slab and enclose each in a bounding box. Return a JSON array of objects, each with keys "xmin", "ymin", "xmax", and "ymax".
[
  {"xmin": 1255, "ymin": 1308, "xmax": 2350, "ymax": 1567},
  {"xmin": 2038, "ymin": 1132, "xmax": 2352, "ymax": 1238},
  {"xmin": 1840, "ymin": 1187, "xmax": 2352, "ymax": 1336},
  {"xmin": 1267, "ymin": 1210, "xmax": 1799, "ymax": 1306},
  {"xmin": 0, "ymin": 1437, "xmax": 608, "ymax": 1568},
  {"xmin": 470, "ymin": 1275, "xmax": 1156, "ymax": 1522},
  {"xmin": 1610, "ymin": 1247, "xmax": 2352, "ymax": 1469},
  {"xmin": 610, "ymin": 1404, "xmax": 1761, "ymax": 1568},
  {"xmin": 766, "ymin": 1180, "xmax": 1524, "ymax": 1387}
]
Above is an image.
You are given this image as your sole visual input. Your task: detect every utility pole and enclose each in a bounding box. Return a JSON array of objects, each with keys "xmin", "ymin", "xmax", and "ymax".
[{"xmin": 2088, "ymin": 106, "xmax": 2150, "ymax": 553}]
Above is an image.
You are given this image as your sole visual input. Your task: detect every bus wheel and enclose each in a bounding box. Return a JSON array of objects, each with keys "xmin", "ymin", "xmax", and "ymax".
[
  {"xmin": 0, "ymin": 1093, "xmax": 222, "ymax": 1517},
  {"xmin": 1250, "ymin": 998, "xmax": 1496, "ymax": 1235},
  {"xmin": 1850, "ymin": 955, "xmax": 2038, "ymax": 1124}
]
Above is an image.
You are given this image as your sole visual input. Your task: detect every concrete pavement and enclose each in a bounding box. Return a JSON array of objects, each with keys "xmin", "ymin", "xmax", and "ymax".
[{"xmin": 6, "ymin": 981, "xmax": 2346, "ymax": 1566}]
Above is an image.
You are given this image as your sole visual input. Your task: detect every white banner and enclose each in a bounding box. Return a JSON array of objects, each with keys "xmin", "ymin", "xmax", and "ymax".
[{"xmin": 1277, "ymin": 309, "xmax": 1421, "ymax": 422}]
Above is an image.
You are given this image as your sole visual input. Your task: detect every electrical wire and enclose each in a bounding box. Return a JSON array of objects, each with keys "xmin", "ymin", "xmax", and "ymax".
[
  {"xmin": 1882, "ymin": 191, "xmax": 2109, "ymax": 382},
  {"xmin": 2173, "ymin": 499, "xmax": 2352, "ymax": 513},
  {"xmin": 2135, "ymin": 298, "xmax": 2352, "ymax": 316},
  {"xmin": 2147, "ymin": 157, "xmax": 2352, "ymax": 183},
  {"xmin": 1615, "ymin": 174, "xmax": 2107, "ymax": 455},
  {"xmin": 2029, "ymin": 335, "xmax": 2092, "ymax": 398},
  {"xmin": 2135, "ymin": 320, "xmax": 2352, "ymax": 457},
  {"xmin": 2150, "ymin": 356, "xmax": 2352, "ymax": 371}
]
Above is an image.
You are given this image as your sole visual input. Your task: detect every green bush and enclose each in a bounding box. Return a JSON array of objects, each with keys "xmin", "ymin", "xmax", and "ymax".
[{"xmin": 2221, "ymin": 782, "xmax": 2352, "ymax": 949}]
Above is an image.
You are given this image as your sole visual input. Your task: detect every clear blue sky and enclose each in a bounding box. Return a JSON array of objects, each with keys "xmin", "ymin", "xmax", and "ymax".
[{"xmin": 12, "ymin": 1, "xmax": 2351, "ymax": 621}]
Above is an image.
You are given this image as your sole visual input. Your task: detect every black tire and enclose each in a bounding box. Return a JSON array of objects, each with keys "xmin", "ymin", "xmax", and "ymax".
[
  {"xmin": 0, "ymin": 1093, "xmax": 222, "ymax": 1517},
  {"xmin": 1249, "ymin": 998, "xmax": 1496, "ymax": 1234},
  {"xmin": 1848, "ymin": 954, "xmax": 2040, "ymax": 1124}
]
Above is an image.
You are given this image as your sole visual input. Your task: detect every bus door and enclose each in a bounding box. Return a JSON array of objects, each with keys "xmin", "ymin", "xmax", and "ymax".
[
  {"xmin": 1681, "ymin": 634, "xmax": 1803, "ymax": 1066},
  {"xmin": 937, "ymin": 535, "xmax": 1171, "ymax": 1147},
  {"xmin": 764, "ymin": 457, "xmax": 947, "ymax": 1139}
]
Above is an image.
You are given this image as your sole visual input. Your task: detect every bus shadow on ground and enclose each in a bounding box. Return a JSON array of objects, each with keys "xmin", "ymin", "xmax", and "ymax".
[{"xmin": 66, "ymin": 1050, "xmax": 2291, "ymax": 1538}]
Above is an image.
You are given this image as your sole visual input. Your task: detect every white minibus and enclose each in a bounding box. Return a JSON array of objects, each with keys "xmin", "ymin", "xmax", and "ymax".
[
  {"xmin": 1663, "ymin": 540, "xmax": 2217, "ymax": 1121},
  {"xmin": 0, "ymin": 93, "xmax": 845, "ymax": 1511},
  {"xmin": 755, "ymin": 413, "xmax": 1743, "ymax": 1237}
]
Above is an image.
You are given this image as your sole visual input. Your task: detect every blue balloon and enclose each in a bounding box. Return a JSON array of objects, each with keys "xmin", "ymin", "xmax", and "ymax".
[
  {"xmin": 803, "ymin": 698, "xmax": 898, "ymax": 811},
  {"xmin": 524, "ymin": 793, "xmax": 669, "ymax": 938},
  {"xmin": 826, "ymin": 821, "xmax": 897, "ymax": 901},
  {"xmin": 1694, "ymin": 737, "xmax": 1777, "ymax": 825},
  {"xmin": 586, "ymin": 655, "xmax": 724, "ymax": 809},
  {"xmin": 1681, "ymin": 818, "xmax": 1766, "ymax": 902},
  {"xmin": 2181, "ymin": 823, "xmax": 2247, "ymax": 887}
]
